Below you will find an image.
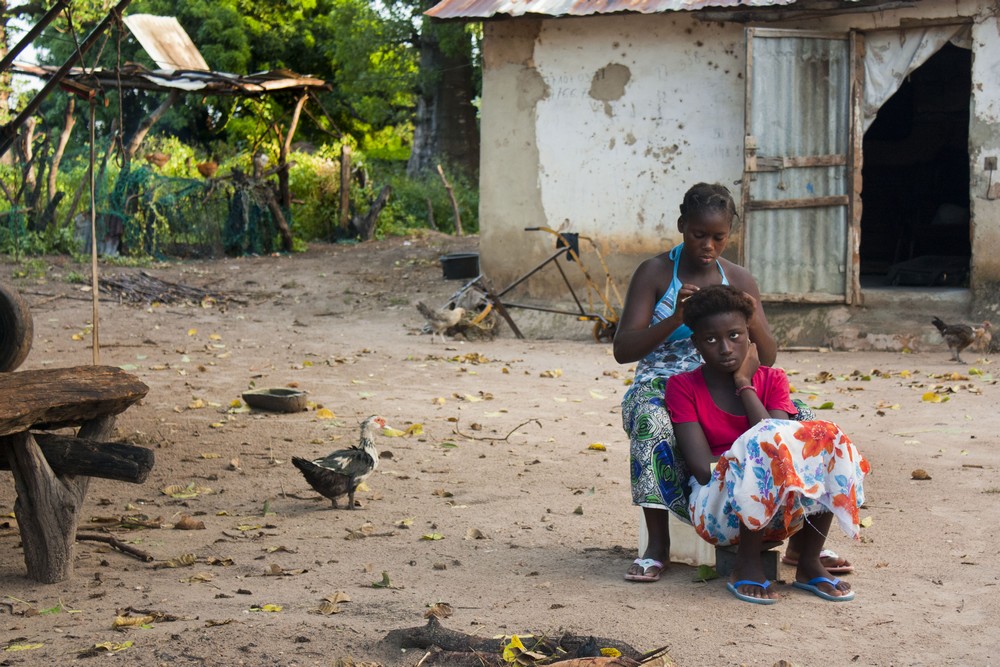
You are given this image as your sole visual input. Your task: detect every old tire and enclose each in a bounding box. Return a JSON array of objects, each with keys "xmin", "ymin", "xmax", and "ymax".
[{"xmin": 0, "ymin": 282, "xmax": 33, "ymax": 371}]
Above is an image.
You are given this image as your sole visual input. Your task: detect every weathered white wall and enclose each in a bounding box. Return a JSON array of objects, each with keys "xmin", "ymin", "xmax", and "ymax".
[
  {"xmin": 481, "ymin": 13, "xmax": 745, "ymax": 299},
  {"xmin": 968, "ymin": 13, "xmax": 1000, "ymax": 320},
  {"xmin": 478, "ymin": 1, "xmax": 1000, "ymax": 339}
]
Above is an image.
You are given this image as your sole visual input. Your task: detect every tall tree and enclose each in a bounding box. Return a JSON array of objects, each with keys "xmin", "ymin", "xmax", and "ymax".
[{"xmin": 1, "ymin": 0, "xmax": 10, "ymax": 127}]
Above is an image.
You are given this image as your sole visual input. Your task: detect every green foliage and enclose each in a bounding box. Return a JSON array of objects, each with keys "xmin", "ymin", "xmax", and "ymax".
[
  {"xmin": 372, "ymin": 160, "xmax": 478, "ymax": 238},
  {"xmin": 286, "ymin": 147, "xmax": 347, "ymax": 241},
  {"xmin": 2, "ymin": 0, "xmax": 482, "ymax": 258},
  {"xmin": 10, "ymin": 258, "xmax": 48, "ymax": 281}
]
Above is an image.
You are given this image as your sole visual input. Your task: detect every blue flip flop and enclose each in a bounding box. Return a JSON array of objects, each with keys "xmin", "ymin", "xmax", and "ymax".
[
  {"xmin": 792, "ymin": 576, "xmax": 856, "ymax": 602},
  {"xmin": 726, "ymin": 579, "xmax": 777, "ymax": 605}
]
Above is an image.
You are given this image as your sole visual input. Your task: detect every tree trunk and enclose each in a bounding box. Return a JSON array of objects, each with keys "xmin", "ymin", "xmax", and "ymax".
[
  {"xmin": 350, "ymin": 185, "xmax": 391, "ymax": 241},
  {"xmin": 18, "ymin": 116, "xmax": 37, "ymax": 198},
  {"xmin": 123, "ymin": 90, "xmax": 180, "ymax": 163},
  {"xmin": 263, "ymin": 187, "xmax": 294, "ymax": 252},
  {"xmin": 407, "ymin": 17, "xmax": 479, "ymax": 178},
  {"xmin": 27, "ymin": 134, "xmax": 48, "ymax": 229},
  {"xmin": 0, "ymin": 1, "xmax": 10, "ymax": 128},
  {"xmin": 47, "ymin": 96, "xmax": 76, "ymax": 205},
  {"xmin": 63, "ymin": 118, "xmax": 116, "ymax": 231},
  {"xmin": 339, "ymin": 144, "xmax": 352, "ymax": 232},
  {"xmin": 279, "ymin": 93, "xmax": 308, "ymax": 210}
]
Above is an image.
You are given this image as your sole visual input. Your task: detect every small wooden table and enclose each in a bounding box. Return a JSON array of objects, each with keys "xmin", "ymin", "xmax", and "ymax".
[{"xmin": 0, "ymin": 366, "xmax": 150, "ymax": 583}]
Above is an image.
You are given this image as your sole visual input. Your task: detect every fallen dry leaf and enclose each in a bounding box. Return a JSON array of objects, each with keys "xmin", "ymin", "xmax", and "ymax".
[
  {"xmin": 155, "ymin": 553, "xmax": 197, "ymax": 568},
  {"xmin": 112, "ymin": 613, "xmax": 154, "ymax": 629},
  {"xmin": 173, "ymin": 515, "xmax": 205, "ymax": 530},
  {"xmin": 162, "ymin": 483, "xmax": 213, "ymax": 499},
  {"xmin": 424, "ymin": 602, "xmax": 453, "ymax": 619}
]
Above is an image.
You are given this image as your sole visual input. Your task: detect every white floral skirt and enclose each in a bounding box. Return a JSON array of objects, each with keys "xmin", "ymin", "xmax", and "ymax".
[{"xmin": 688, "ymin": 419, "xmax": 869, "ymax": 546}]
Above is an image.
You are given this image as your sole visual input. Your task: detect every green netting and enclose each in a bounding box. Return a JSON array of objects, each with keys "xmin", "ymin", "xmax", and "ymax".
[
  {"xmin": 1, "ymin": 208, "xmax": 29, "ymax": 258},
  {"xmin": 93, "ymin": 163, "xmax": 285, "ymax": 258}
]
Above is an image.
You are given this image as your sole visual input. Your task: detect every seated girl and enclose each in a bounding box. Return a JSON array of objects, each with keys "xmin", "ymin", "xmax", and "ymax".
[{"xmin": 665, "ymin": 285, "xmax": 869, "ymax": 604}]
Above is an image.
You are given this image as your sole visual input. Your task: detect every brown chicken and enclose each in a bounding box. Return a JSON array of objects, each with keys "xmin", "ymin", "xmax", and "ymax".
[
  {"xmin": 144, "ymin": 152, "xmax": 170, "ymax": 168},
  {"xmin": 291, "ymin": 415, "xmax": 386, "ymax": 509},
  {"xmin": 931, "ymin": 317, "xmax": 992, "ymax": 363},
  {"xmin": 196, "ymin": 160, "xmax": 218, "ymax": 178},
  {"xmin": 416, "ymin": 301, "xmax": 465, "ymax": 343}
]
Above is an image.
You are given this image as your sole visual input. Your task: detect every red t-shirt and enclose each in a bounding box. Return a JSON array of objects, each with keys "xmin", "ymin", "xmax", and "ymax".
[{"xmin": 665, "ymin": 366, "xmax": 797, "ymax": 456}]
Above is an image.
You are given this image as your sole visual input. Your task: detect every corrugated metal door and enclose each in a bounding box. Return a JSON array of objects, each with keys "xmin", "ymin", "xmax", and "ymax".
[{"xmin": 741, "ymin": 28, "xmax": 861, "ymax": 303}]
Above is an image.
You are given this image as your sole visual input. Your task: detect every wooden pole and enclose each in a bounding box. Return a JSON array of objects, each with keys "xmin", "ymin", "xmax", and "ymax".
[
  {"xmin": 436, "ymin": 164, "xmax": 463, "ymax": 237},
  {"xmin": 89, "ymin": 98, "xmax": 99, "ymax": 365},
  {"xmin": 339, "ymin": 145, "xmax": 352, "ymax": 232}
]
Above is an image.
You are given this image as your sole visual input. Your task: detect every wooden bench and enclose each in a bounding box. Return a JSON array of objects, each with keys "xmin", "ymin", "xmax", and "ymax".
[{"xmin": 0, "ymin": 365, "xmax": 150, "ymax": 583}]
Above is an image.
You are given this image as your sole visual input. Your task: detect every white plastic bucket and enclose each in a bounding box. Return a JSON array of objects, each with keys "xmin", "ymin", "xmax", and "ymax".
[{"xmin": 638, "ymin": 510, "xmax": 715, "ymax": 567}]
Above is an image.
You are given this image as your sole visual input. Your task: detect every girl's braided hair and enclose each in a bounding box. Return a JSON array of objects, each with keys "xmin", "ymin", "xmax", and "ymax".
[
  {"xmin": 682, "ymin": 284, "xmax": 755, "ymax": 331},
  {"xmin": 679, "ymin": 182, "xmax": 738, "ymax": 224}
]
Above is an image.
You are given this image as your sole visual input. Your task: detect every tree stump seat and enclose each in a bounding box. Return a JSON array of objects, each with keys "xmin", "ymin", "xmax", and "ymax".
[{"xmin": 0, "ymin": 366, "xmax": 150, "ymax": 583}]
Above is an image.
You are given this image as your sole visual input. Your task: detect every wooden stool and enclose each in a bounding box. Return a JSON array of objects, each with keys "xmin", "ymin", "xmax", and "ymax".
[
  {"xmin": 714, "ymin": 541, "xmax": 784, "ymax": 581},
  {"xmin": 1, "ymin": 366, "xmax": 149, "ymax": 583}
]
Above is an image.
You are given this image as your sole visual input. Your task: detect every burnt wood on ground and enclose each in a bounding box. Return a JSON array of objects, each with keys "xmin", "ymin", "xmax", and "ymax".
[
  {"xmin": 0, "ymin": 434, "xmax": 153, "ymax": 483},
  {"xmin": 0, "ymin": 365, "xmax": 148, "ymax": 437},
  {"xmin": 99, "ymin": 270, "xmax": 246, "ymax": 305},
  {"xmin": 380, "ymin": 617, "xmax": 642, "ymax": 661}
]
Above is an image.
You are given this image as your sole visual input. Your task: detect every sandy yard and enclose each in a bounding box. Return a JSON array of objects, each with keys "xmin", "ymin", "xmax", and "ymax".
[{"xmin": 1, "ymin": 232, "xmax": 997, "ymax": 667}]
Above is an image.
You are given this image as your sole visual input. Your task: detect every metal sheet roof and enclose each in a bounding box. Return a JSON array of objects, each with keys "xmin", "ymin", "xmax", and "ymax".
[
  {"xmin": 426, "ymin": 0, "xmax": 798, "ymax": 19},
  {"xmin": 122, "ymin": 14, "xmax": 209, "ymax": 72},
  {"xmin": 12, "ymin": 63, "xmax": 328, "ymax": 96}
]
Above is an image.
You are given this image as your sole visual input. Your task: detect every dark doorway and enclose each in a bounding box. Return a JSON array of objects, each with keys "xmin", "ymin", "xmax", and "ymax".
[{"xmin": 860, "ymin": 42, "xmax": 972, "ymax": 287}]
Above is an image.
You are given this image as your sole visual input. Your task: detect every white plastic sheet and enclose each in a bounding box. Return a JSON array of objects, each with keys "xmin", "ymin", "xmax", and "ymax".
[{"xmin": 863, "ymin": 25, "xmax": 972, "ymax": 131}]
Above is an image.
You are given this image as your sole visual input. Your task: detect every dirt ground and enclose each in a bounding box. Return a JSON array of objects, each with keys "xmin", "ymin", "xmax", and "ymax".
[{"xmin": 1, "ymin": 232, "xmax": 998, "ymax": 667}]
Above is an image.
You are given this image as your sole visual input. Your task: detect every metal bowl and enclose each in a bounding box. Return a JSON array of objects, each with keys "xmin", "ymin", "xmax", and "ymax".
[{"xmin": 241, "ymin": 387, "xmax": 308, "ymax": 413}]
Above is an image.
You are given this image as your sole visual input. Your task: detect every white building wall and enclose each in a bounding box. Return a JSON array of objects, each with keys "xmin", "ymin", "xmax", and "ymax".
[
  {"xmin": 479, "ymin": 0, "xmax": 1000, "ymax": 322},
  {"xmin": 481, "ymin": 13, "xmax": 746, "ymax": 298},
  {"xmin": 533, "ymin": 15, "xmax": 745, "ymax": 249}
]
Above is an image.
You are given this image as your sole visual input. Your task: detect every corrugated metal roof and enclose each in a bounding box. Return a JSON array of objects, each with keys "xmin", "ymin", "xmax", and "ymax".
[
  {"xmin": 12, "ymin": 62, "xmax": 328, "ymax": 96},
  {"xmin": 122, "ymin": 14, "xmax": 209, "ymax": 72},
  {"xmin": 426, "ymin": 0, "xmax": 798, "ymax": 19}
]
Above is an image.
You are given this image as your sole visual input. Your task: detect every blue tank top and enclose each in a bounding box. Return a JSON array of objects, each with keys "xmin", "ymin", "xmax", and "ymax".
[
  {"xmin": 655, "ymin": 244, "xmax": 729, "ymax": 341},
  {"xmin": 630, "ymin": 244, "xmax": 729, "ymax": 386}
]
